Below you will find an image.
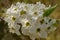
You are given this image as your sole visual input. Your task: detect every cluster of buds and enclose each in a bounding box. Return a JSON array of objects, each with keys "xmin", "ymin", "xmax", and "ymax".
[{"xmin": 4, "ymin": 2, "xmax": 57, "ymax": 40}]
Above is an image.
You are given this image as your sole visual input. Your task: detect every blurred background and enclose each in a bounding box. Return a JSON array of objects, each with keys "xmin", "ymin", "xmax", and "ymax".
[{"xmin": 0, "ymin": 0, "xmax": 60, "ymax": 40}]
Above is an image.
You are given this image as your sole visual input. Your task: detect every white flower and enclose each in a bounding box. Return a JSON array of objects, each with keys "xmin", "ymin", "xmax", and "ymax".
[
  {"xmin": 4, "ymin": 2, "xmax": 57, "ymax": 39},
  {"xmin": 45, "ymin": 5, "xmax": 51, "ymax": 10},
  {"xmin": 9, "ymin": 24, "xmax": 20, "ymax": 35},
  {"xmin": 6, "ymin": 4, "xmax": 19, "ymax": 14},
  {"xmin": 19, "ymin": 10, "xmax": 28, "ymax": 18},
  {"xmin": 47, "ymin": 25, "xmax": 56, "ymax": 33},
  {"xmin": 43, "ymin": 17, "xmax": 56, "ymax": 28},
  {"xmin": 20, "ymin": 18, "xmax": 32, "ymax": 28},
  {"xmin": 39, "ymin": 30, "xmax": 48, "ymax": 38},
  {"xmin": 28, "ymin": 17, "xmax": 56, "ymax": 39},
  {"xmin": 4, "ymin": 14, "xmax": 21, "ymax": 35},
  {"xmin": 29, "ymin": 23, "xmax": 48, "ymax": 39},
  {"xmin": 21, "ymin": 27, "xmax": 30, "ymax": 35}
]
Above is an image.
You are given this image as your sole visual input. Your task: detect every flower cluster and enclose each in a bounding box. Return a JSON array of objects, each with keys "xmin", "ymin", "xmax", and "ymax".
[{"xmin": 4, "ymin": 2, "xmax": 57, "ymax": 40}]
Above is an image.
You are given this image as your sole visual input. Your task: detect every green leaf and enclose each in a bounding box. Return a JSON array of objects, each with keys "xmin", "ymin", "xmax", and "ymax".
[{"xmin": 43, "ymin": 4, "xmax": 57, "ymax": 17}]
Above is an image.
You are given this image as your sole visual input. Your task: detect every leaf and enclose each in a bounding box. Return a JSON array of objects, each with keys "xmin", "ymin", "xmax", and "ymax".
[{"xmin": 43, "ymin": 4, "xmax": 57, "ymax": 17}]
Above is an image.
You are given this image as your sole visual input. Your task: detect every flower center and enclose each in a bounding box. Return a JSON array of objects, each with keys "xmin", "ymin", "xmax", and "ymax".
[
  {"xmin": 35, "ymin": 38, "xmax": 39, "ymax": 40},
  {"xmin": 11, "ymin": 27, "xmax": 15, "ymax": 30},
  {"xmin": 36, "ymin": 28, "xmax": 41, "ymax": 32},
  {"xmin": 12, "ymin": 17, "xmax": 16, "ymax": 21},
  {"xmin": 20, "ymin": 10, "xmax": 26, "ymax": 15},
  {"xmin": 26, "ymin": 22, "xmax": 30, "ymax": 26},
  {"xmin": 47, "ymin": 27, "xmax": 51, "ymax": 30},
  {"xmin": 49, "ymin": 19, "xmax": 52, "ymax": 22},
  {"xmin": 34, "ymin": 12, "xmax": 38, "ymax": 15},
  {"xmin": 40, "ymin": 19, "xmax": 44, "ymax": 24}
]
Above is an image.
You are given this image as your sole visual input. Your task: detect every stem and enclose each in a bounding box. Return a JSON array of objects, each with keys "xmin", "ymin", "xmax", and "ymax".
[{"xmin": 17, "ymin": 23, "xmax": 25, "ymax": 36}]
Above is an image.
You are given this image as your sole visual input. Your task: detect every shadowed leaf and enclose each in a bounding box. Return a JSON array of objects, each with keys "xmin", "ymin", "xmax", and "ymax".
[{"xmin": 43, "ymin": 4, "xmax": 57, "ymax": 17}]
